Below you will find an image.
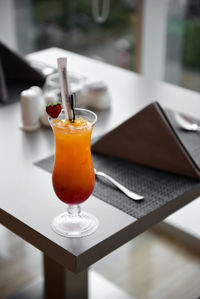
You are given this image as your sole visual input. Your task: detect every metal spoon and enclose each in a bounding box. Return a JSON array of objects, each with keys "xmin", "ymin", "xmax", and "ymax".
[
  {"xmin": 174, "ymin": 113, "xmax": 200, "ymax": 132},
  {"xmin": 94, "ymin": 168, "xmax": 144, "ymax": 201}
]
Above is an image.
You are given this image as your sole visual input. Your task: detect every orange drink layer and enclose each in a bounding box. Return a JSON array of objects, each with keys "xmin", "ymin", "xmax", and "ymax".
[{"xmin": 52, "ymin": 118, "xmax": 95, "ymax": 205}]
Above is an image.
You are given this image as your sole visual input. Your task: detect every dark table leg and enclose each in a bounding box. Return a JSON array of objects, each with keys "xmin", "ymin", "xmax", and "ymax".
[
  {"xmin": 43, "ymin": 254, "xmax": 88, "ymax": 299},
  {"xmin": 8, "ymin": 255, "xmax": 132, "ymax": 299}
]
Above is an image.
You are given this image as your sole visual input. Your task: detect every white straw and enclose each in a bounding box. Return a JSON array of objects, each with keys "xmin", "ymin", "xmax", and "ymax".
[{"xmin": 57, "ymin": 57, "xmax": 73, "ymax": 120}]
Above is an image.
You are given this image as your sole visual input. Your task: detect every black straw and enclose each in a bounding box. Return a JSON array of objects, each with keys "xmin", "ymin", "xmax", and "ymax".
[{"xmin": 70, "ymin": 93, "xmax": 76, "ymax": 123}]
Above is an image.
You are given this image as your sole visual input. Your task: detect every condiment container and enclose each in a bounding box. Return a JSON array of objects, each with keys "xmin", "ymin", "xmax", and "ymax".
[
  {"xmin": 19, "ymin": 89, "xmax": 41, "ymax": 131},
  {"xmin": 86, "ymin": 81, "xmax": 111, "ymax": 109}
]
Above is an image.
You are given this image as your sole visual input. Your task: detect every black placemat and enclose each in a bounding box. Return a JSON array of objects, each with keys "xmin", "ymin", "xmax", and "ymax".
[{"xmin": 34, "ymin": 153, "xmax": 198, "ymax": 219}]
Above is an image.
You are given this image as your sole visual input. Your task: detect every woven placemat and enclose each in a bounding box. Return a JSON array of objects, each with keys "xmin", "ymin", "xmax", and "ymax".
[{"xmin": 34, "ymin": 153, "xmax": 198, "ymax": 219}]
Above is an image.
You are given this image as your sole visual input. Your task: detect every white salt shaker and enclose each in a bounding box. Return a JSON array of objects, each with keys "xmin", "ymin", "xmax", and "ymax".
[
  {"xmin": 86, "ymin": 81, "xmax": 111, "ymax": 109},
  {"xmin": 19, "ymin": 89, "xmax": 41, "ymax": 131}
]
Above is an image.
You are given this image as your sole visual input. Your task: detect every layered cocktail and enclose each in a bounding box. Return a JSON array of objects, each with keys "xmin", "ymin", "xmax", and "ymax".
[{"xmin": 49, "ymin": 108, "xmax": 98, "ymax": 237}]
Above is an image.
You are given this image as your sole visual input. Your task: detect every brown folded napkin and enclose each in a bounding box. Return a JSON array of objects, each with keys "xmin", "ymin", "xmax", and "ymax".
[
  {"xmin": 0, "ymin": 42, "xmax": 45, "ymax": 104},
  {"xmin": 92, "ymin": 102, "xmax": 200, "ymax": 179}
]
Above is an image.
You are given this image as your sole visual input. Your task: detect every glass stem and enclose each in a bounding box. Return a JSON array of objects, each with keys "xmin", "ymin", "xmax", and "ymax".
[{"xmin": 67, "ymin": 205, "xmax": 81, "ymax": 218}]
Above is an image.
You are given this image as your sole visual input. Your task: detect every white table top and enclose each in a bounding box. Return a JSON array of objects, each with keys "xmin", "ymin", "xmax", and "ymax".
[{"xmin": 1, "ymin": 48, "xmax": 200, "ymax": 273}]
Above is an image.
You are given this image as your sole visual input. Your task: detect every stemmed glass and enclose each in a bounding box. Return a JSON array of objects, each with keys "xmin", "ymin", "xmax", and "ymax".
[{"xmin": 49, "ymin": 108, "xmax": 98, "ymax": 238}]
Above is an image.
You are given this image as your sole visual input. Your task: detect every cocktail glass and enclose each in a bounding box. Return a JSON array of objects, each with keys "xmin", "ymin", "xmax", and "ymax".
[{"xmin": 49, "ymin": 108, "xmax": 98, "ymax": 238}]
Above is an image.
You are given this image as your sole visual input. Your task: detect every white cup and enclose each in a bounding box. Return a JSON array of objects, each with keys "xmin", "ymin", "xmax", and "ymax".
[
  {"xmin": 19, "ymin": 89, "xmax": 41, "ymax": 131},
  {"xmin": 86, "ymin": 81, "xmax": 111, "ymax": 109}
]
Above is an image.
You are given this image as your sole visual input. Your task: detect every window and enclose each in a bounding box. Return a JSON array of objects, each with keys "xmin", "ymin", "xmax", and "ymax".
[{"xmin": 0, "ymin": 0, "xmax": 199, "ymax": 92}]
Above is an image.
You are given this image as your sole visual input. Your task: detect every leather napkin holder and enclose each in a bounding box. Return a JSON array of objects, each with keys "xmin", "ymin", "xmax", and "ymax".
[
  {"xmin": 92, "ymin": 102, "xmax": 200, "ymax": 179},
  {"xmin": 0, "ymin": 42, "xmax": 45, "ymax": 103}
]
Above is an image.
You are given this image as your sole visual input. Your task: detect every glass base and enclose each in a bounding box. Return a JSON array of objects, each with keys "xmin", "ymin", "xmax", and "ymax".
[{"xmin": 52, "ymin": 210, "xmax": 99, "ymax": 238}]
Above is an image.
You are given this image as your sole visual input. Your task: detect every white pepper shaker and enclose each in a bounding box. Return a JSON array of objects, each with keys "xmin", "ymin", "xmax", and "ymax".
[{"xmin": 19, "ymin": 89, "xmax": 41, "ymax": 131}]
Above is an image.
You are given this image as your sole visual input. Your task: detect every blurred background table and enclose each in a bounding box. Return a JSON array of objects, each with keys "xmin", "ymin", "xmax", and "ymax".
[{"xmin": 0, "ymin": 47, "xmax": 200, "ymax": 299}]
